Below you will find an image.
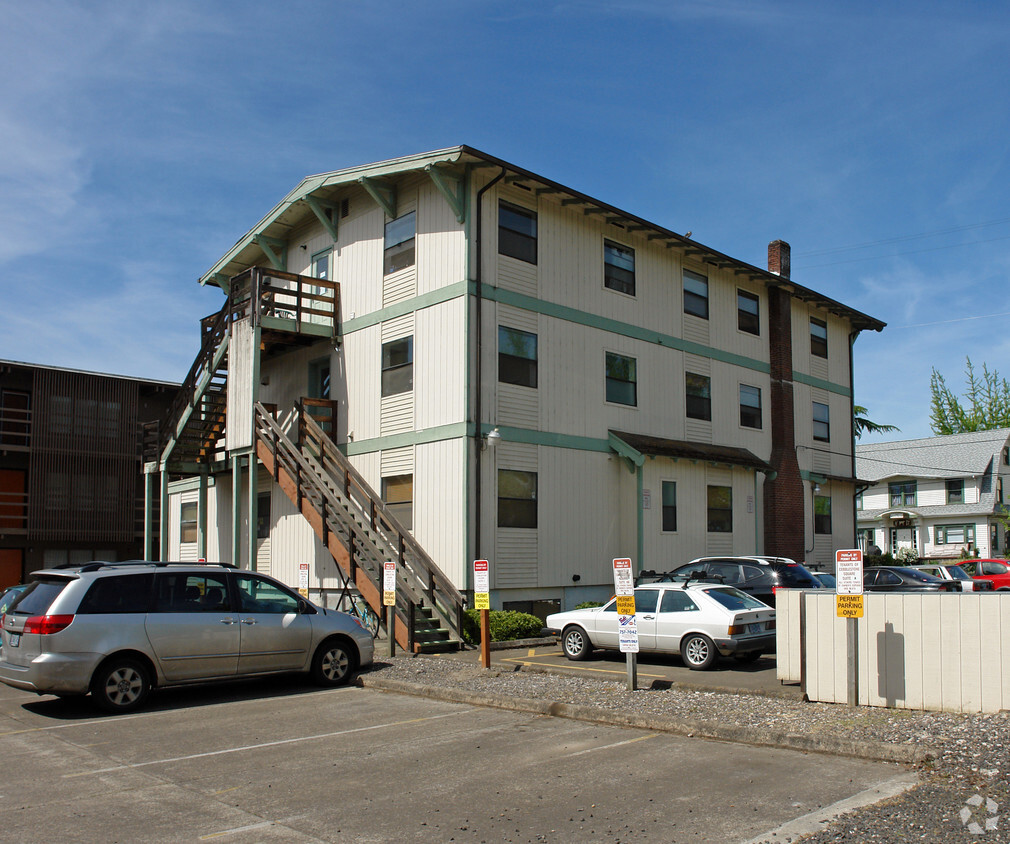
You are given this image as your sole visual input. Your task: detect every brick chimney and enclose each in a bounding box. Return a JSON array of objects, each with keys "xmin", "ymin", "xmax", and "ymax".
[{"xmin": 768, "ymin": 240, "xmax": 791, "ymax": 278}]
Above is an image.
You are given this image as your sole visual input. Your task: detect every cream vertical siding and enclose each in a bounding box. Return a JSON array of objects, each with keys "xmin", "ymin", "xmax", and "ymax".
[
  {"xmin": 414, "ymin": 438, "xmax": 466, "ymax": 588},
  {"xmin": 415, "ymin": 299, "xmax": 465, "ymax": 430}
]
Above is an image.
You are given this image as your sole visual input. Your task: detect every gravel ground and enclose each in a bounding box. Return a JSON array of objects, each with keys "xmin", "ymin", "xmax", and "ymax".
[{"xmin": 368, "ymin": 653, "xmax": 1010, "ymax": 843}]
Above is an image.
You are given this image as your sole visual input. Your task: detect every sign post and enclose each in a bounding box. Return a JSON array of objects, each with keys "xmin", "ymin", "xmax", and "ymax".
[
  {"xmin": 835, "ymin": 549, "xmax": 863, "ymax": 706},
  {"xmin": 474, "ymin": 560, "xmax": 491, "ymax": 668},
  {"xmin": 613, "ymin": 558, "xmax": 638, "ymax": 691},
  {"xmin": 383, "ymin": 561, "xmax": 397, "ymax": 657}
]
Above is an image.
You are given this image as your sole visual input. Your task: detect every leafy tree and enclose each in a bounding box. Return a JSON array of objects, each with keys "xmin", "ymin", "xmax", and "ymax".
[
  {"xmin": 929, "ymin": 357, "xmax": 1010, "ymax": 434},
  {"xmin": 853, "ymin": 405, "xmax": 900, "ymax": 440}
]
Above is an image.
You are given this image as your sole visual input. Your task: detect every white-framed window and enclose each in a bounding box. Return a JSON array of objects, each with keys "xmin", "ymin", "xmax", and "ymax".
[
  {"xmin": 661, "ymin": 481, "xmax": 677, "ymax": 532},
  {"xmin": 498, "ymin": 201, "xmax": 537, "ymax": 264},
  {"xmin": 686, "ymin": 373, "xmax": 711, "ymax": 421},
  {"xmin": 382, "ymin": 475, "xmax": 413, "ymax": 530},
  {"xmin": 946, "ymin": 478, "xmax": 964, "ymax": 504},
  {"xmin": 606, "ymin": 352, "xmax": 637, "ymax": 406},
  {"xmin": 739, "ymin": 384, "xmax": 761, "ymax": 429},
  {"xmin": 180, "ymin": 501, "xmax": 197, "ymax": 544},
  {"xmin": 498, "ymin": 326, "xmax": 538, "ymax": 388},
  {"xmin": 683, "ymin": 269, "xmax": 709, "ymax": 319},
  {"xmin": 812, "ymin": 402, "xmax": 830, "ymax": 441},
  {"xmin": 934, "ymin": 524, "xmax": 975, "ymax": 545},
  {"xmin": 384, "ymin": 211, "xmax": 416, "ymax": 274},
  {"xmin": 810, "ymin": 317, "xmax": 828, "ymax": 358},
  {"xmin": 604, "ymin": 239, "xmax": 635, "ymax": 296},
  {"xmin": 381, "ymin": 337, "xmax": 413, "ymax": 397},
  {"xmin": 737, "ymin": 290, "xmax": 759, "ymax": 335}
]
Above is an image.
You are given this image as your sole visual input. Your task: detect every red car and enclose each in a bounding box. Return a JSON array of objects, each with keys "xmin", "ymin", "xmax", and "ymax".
[{"xmin": 959, "ymin": 559, "xmax": 1010, "ymax": 590}]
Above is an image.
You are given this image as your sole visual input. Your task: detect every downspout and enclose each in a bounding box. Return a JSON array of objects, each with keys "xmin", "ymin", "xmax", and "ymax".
[
  {"xmin": 473, "ymin": 167, "xmax": 507, "ymax": 567},
  {"xmin": 849, "ymin": 330, "xmax": 859, "ymax": 548}
]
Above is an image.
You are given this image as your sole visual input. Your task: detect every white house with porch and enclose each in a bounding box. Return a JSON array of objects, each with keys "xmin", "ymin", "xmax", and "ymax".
[{"xmin": 855, "ymin": 428, "xmax": 1010, "ymax": 560}]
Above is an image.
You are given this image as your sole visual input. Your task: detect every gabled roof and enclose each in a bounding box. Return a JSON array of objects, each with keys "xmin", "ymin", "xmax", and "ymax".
[
  {"xmin": 855, "ymin": 428, "xmax": 1010, "ymax": 483},
  {"xmin": 199, "ymin": 146, "xmax": 885, "ymax": 333}
]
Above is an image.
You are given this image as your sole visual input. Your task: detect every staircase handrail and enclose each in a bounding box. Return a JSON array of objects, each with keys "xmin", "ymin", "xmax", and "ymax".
[
  {"xmin": 296, "ymin": 409, "xmax": 465, "ymax": 610},
  {"xmin": 159, "ymin": 302, "xmax": 231, "ymax": 456},
  {"xmin": 253, "ymin": 404, "xmax": 464, "ymax": 644}
]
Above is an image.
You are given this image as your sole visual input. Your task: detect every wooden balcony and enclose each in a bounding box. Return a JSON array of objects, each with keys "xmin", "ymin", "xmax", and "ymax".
[
  {"xmin": 0, "ymin": 405, "xmax": 30, "ymax": 452},
  {"xmin": 230, "ymin": 267, "xmax": 340, "ymax": 358}
]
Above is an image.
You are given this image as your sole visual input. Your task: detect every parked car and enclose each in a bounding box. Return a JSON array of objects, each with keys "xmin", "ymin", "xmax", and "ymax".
[
  {"xmin": 0, "ymin": 584, "xmax": 27, "ymax": 615},
  {"xmin": 545, "ymin": 581, "xmax": 776, "ymax": 670},
  {"xmin": 958, "ymin": 559, "xmax": 1010, "ymax": 590},
  {"xmin": 811, "ymin": 572, "xmax": 836, "ymax": 589},
  {"xmin": 863, "ymin": 566, "xmax": 957, "ymax": 592},
  {"xmin": 913, "ymin": 564, "xmax": 993, "ymax": 592},
  {"xmin": 0, "ymin": 562, "xmax": 374, "ymax": 713},
  {"xmin": 653, "ymin": 556, "xmax": 822, "ymax": 604}
]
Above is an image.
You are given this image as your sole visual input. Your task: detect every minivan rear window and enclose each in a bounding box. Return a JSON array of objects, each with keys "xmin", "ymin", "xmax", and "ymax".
[
  {"xmin": 9, "ymin": 579, "xmax": 70, "ymax": 615},
  {"xmin": 775, "ymin": 564, "xmax": 817, "ymax": 587},
  {"xmin": 78, "ymin": 574, "xmax": 153, "ymax": 614}
]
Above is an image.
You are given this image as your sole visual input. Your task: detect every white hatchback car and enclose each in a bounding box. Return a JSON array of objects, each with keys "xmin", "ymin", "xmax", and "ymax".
[{"xmin": 545, "ymin": 582, "xmax": 775, "ymax": 670}]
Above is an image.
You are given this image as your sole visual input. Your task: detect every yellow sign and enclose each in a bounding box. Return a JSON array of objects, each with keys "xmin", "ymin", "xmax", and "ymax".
[
  {"xmin": 474, "ymin": 593, "xmax": 490, "ymax": 610},
  {"xmin": 383, "ymin": 591, "xmax": 395, "ymax": 606},
  {"xmin": 836, "ymin": 594, "xmax": 864, "ymax": 618},
  {"xmin": 615, "ymin": 595, "xmax": 636, "ymax": 615}
]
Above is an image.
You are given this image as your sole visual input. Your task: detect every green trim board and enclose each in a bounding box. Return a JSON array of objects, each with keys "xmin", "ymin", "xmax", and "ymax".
[
  {"xmin": 792, "ymin": 371, "xmax": 852, "ymax": 398},
  {"xmin": 168, "ymin": 476, "xmax": 217, "ymax": 494},
  {"xmin": 338, "ymin": 280, "xmax": 855, "ymax": 398}
]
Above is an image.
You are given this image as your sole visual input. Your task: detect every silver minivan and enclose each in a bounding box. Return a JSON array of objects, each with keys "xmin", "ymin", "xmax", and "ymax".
[{"xmin": 0, "ymin": 562, "xmax": 374, "ymax": 712}]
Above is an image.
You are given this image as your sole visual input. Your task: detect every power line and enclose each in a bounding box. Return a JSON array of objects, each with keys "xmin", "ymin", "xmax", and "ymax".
[
  {"xmin": 795, "ymin": 231, "xmax": 1010, "ymax": 270},
  {"xmin": 796, "ymin": 216, "xmax": 1010, "ymax": 259}
]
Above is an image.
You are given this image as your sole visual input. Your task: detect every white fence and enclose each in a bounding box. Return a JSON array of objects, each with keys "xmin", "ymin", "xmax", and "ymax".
[{"xmin": 776, "ymin": 590, "xmax": 1010, "ymax": 713}]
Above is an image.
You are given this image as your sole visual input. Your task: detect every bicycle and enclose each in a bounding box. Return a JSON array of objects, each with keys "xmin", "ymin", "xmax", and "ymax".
[{"xmin": 347, "ymin": 596, "xmax": 380, "ymax": 637}]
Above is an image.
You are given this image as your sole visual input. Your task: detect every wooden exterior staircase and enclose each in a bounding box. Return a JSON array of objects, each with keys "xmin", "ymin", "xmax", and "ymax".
[{"xmin": 254, "ymin": 402, "xmax": 465, "ymax": 653}]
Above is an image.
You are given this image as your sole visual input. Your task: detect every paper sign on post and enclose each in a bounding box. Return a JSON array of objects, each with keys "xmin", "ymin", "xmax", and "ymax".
[
  {"xmin": 383, "ymin": 561, "xmax": 396, "ymax": 606},
  {"xmin": 474, "ymin": 560, "xmax": 490, "ymax": 610}
]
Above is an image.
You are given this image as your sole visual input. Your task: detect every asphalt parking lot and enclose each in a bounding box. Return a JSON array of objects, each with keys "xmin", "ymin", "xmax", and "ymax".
[{"xmin": 0, "ymin": 672, "xmax": 910, "ymax": 843}]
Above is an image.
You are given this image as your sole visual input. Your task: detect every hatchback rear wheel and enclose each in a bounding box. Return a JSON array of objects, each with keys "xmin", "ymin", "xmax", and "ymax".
[
  {"xmin": 562, "ymin": 626, "xmax": 592, "ymax": 660},
  {"xmin": 681, "ymin": 633, "xmax": 718, "ymax": 670}
]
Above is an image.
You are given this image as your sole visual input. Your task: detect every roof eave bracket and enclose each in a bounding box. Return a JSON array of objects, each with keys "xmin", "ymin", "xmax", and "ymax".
[
  {"xmin": 425, "ymin": 165, "xmax": 465, "ymax": 224},
  {"xmin": 359, "ymin": 176, "xmax": 397, "ymax": 219},
  {"xmin": 608, "ymin": 431, "xmax": 645, "ymax": 475},
  {"xmin": 252, "ymin": 235, "xmax": 287, "ymax": 271},
  {"xmin": 303, "ymin": 194, "xmax": 340, "ymax": 242}
]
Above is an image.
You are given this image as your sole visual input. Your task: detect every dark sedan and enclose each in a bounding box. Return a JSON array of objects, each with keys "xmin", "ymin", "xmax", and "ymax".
[{"xmin": 863, "ymin": 566, "xmax": 957, "ymax": 592}]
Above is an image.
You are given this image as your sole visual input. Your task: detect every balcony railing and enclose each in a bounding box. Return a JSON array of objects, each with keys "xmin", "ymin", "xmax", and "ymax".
[
  {"xmin": 0, "ymin": 406, "xmax": 30, "ymax": 450},
  {"xmin": 231, "ymin": 267, "xmax": 339, "ymax": 337}
]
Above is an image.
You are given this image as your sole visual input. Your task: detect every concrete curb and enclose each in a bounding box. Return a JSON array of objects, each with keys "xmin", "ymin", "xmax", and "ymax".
[{"xmin": 355, "ymin": 675, "xmax": 934, "ymax": 765}]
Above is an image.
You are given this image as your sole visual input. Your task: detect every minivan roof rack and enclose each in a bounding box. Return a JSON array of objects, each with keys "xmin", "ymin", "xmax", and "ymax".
[{"xmin": 68, "ymin": 561, "xmax": 237, "ymax": 573}]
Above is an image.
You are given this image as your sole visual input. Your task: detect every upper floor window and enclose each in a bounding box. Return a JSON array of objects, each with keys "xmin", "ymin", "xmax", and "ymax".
[
  {"xmin": 498, "ymin": 326, "xmax": 538, "ymax": 388},
  {"xmin": 946, "ymin": 478, "xmax": 964, "ymax": 505},
  {"xmin": 606, "ymin": 352, "xmax": 637, "ymax": 406},
  {"xmin": 381, "ymin": 337, "xmax": 413, "ymax": 397},
  {"xmin": 814, "ymin": 495, "xmax": 832, "ymax": 534},
  {"xmin": 683, "ymin": 269, "xmax": 709, "ymax": 319},
  {"xmin": 812, "ymin": 401, "xmax": 830, "ymax": 441},
  {"xmin": 707, "ymin": 485, "xmax": 732, "ymax": 533},
  {"xmin": 662, "ymin": 481, "xmax": 677, "ymax": 532},
  {"xmin": 384, "ymin": 211, "xmax": 416, "ymax": 275},
  {"xmin": 739, "ymin": 384, "xmax": 761, "ymax": 429},
  {"xmin": 737, "ymin": 290, "xmax": 759, "ymax": 335},
  {"xmin": 810, "ymin": 317, "xmax": 828, "ymax": 358},
  {"xmin": 604, "ymin": 240, "xmax": 635, "ymax": 296},
  {"xmin": 498, "ymin": 201, "xmax": 537, "ymax": 264},
  {"xmin": 686, "ymin": 373, "xmax": 711, "ymax": 421},
  {"xmin": 498, "ymin": 469, "xmax": 537, "ymax": 528},
  {"xmin": 889, "ymin": 480, "xmax": 916, "ymax": 508}
]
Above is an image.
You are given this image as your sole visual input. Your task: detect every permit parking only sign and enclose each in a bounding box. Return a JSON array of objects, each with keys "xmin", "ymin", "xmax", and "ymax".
[
  {"xmin": 835, "ymin": 549, "xmax": 864, "ymax": 617},
  {"xmin": 613, "ymin": 558, "xmax": 638, "ymax": 652}
]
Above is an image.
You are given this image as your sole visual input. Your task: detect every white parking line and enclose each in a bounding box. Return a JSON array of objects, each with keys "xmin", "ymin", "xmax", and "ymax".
[
  {"xmin": 65, "ymin": 709, "xmax": 471, "ymax": 777},
  {"xmin": 559, "ymin": 733, "xmax": 658, "ymax": 758}
]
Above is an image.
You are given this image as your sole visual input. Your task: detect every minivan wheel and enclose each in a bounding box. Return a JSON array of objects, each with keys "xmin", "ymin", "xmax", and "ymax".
[
  {"xmin": 312, "ymin": 638, "xmax": 356, "ymax": 686},
  {"xmin": 681, "ymin": 633, "xmax": 718, "ymax": 670},
  {"xmin": 91, "ymin": 658, "xmax": 151, "ymax": 713}
]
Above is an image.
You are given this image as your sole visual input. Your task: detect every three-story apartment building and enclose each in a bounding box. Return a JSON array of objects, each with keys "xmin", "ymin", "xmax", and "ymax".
[{"xmin": 153, "ymin": 147, "xmax": 883, "ymax": 637}]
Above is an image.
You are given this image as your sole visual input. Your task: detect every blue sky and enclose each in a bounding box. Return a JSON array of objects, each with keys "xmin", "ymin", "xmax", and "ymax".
[{"xmin": 2, "ymin": 1, "xmax": 1008, "ymax": 443}]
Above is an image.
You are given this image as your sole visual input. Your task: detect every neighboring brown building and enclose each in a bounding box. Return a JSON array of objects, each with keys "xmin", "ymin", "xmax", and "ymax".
[{"xmin": 0, "ymin": 360, "xmax": 178, "ymax": 586}]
